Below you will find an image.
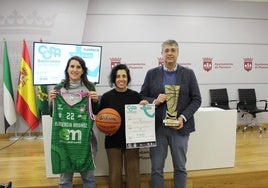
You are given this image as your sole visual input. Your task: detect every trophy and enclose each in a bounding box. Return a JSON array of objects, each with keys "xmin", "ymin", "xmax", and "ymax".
[{"xmin": 163, "ymin": 85, "xmax": 180, "ymax": 126}]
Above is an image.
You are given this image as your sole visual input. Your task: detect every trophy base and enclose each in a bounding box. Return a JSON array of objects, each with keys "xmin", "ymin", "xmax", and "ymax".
[{"xmin": 163, "ymin": 119, "xmax": 178, "ymax": 126}]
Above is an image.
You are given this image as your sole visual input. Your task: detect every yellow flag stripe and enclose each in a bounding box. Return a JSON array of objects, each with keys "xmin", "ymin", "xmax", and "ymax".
[{"xmin": 17, "ymin": 58, "xmax": 38, "ymax": 117}]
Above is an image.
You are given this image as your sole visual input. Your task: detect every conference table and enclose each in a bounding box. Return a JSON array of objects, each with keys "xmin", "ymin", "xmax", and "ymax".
[{"xmin": 42, "ymin": 107, "xmax": 237, "ymax": 177}]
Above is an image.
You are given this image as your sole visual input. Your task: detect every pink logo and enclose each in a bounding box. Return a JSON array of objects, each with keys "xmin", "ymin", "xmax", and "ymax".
[
  {"xmin": 243, "ymin": 58, "xmax": 253, "ymax": 72},
  {"xmin": 110, "ymin": 57, "xmax": 121, "ymax": 68},
  {"xmin": 158, "ymin": 57, "xmax": 164, "ymax": 66},
  {"xmin": 202, "ymin": 57, "xmax": 213, "ymax": 72}
]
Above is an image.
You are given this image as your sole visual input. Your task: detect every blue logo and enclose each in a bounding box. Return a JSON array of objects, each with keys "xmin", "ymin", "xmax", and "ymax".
[
  {"xmin": 38, "ymin": 45, "xmax": 61, "ymax": 59},
  {"xmin": 127, "ymin": 105, "xmax": 137, "ymax": 112}
]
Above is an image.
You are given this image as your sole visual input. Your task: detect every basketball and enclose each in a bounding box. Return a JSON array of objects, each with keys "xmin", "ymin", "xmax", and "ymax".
[{"xmin": 96, "ymin": 108, "xmax": 121, "ymax": 135}]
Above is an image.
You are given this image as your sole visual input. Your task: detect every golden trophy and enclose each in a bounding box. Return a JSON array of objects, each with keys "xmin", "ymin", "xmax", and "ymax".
[{"xmin": 163, "ymin": 85, "xmax": 180, "ymax": 126}]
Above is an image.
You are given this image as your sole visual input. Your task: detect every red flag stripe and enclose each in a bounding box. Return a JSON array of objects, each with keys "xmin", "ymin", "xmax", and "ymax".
[{"xmin": 16, "ymin": 95, "xmax": 39, "ymax": 130}]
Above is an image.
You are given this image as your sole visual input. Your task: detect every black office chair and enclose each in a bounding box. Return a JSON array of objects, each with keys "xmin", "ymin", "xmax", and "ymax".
[
  {"xmin": 237, "ymin": 89, "xmax": 267, "ymax": 133},
  {"xmin": 209, "ymin": 88, "xmax": 237, "ymax": 110},
  {"xmin": 0, "ymin": 182, "xmax": 12, "ymax": 188}
]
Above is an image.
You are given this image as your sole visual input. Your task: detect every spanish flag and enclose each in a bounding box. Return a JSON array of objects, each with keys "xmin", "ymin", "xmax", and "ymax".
[{"xmin": 16, "ymin": 40, "xmax": 39, "ymax": 130}]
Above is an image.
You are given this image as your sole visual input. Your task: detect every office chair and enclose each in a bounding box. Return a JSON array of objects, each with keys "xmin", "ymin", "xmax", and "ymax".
[
  {"xmin": 0, "ymin": 182, "xmax": 12, "ymax": 188},
  {"xmin": 237, "ymin": 89, "xmax": 267, "ymax": 133},
  {"xmin": 209, "ymin": 88, "xmax": 237, "ymax": 110}
]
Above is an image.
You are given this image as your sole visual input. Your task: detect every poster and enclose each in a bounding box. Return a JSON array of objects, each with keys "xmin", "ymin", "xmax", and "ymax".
[{"xmin": 125, "ymin": 104, "xmax": 156, "ymax": 149}]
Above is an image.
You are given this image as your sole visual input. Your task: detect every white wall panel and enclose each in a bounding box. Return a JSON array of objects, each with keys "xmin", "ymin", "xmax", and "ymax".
[
  {"xmin": 87, "ymin": 0, "xmax": 268, "ymax": 19},
  {"xmin": 83, "ymin": 0, "xmax": 268, "ymax": 124},
  {"xmin": 85, "ymin": 43, "xmax": 268, "ymax": 85},
  {"xmin": 84, "ymin": 15, "xmax": 268, "ymax": 43}
]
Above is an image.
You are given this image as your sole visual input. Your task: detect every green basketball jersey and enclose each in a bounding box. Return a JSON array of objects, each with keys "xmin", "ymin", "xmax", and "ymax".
[{"xmin": 51, "ymin": 92, "xmax": 95, "ymax": 174}]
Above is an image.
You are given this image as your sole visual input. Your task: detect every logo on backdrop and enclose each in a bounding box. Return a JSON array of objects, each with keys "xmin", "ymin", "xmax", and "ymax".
[
  {"xmin": 38, "ymin": 45, "xmax": 61, "ymax": 59},
  {"xmin": 109, "ymin": 57, "xmax": 146, "ymax": 70},
  {"xmin": 243, "ymin": 58, "xmax": 253, "ymax": 72},
  {"xmin": 202, "ymin": 57, "xmax": 213, "ymax": 72},
  {"xmin": 158, "ymin": 57, "xmax": 164, "ymax": 66},
  {"xmin": 110, "ymin": 57, "xmax": 121, "ymax": 68}
]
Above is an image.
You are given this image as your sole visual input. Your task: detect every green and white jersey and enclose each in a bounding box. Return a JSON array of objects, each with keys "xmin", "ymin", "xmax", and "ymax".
[{"xmin": 51, "ymin": 91, "xmax": 95, "ymax": 174}]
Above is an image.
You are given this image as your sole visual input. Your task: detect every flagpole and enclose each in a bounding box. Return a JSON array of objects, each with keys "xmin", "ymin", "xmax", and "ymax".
[
  {"xmin": 23, "ymin": 130, "xmax": 36, "ymax": 140},
  {"xmin": 9, "ymin": 122, "xmax": 20, "ymax": 141},
  {"xmin": 37, "ymin": 120, "xmax": 43, "ymax": 140},
  {"xmin": 36, "ymin": 39, "xmax": 45, "ymax": 140}
]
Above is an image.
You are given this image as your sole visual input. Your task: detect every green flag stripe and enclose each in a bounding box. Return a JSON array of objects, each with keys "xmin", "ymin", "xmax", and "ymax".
[{"xmin": 3, "ymin": 41, "xmax": 14, "ymax": 97}]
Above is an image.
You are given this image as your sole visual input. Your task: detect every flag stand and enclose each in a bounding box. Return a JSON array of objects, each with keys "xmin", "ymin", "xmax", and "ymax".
[
  {"xmin": 37, "ymin": 131, "xmax": 43, "ymax": 140},
  {"xmin": 37, "ymin": 118, "xmax": 44, "ymax": 140},
  {"xmin": 37, "ymin": 135, "xmax": 43, "ymax": 140},
  {"xmin": 23, "ymin": 131, "xmax": 36, "ymax": 140},
  {"xmin": 9, "ymin": 122, "xmax": 20, "ymax": 141}
]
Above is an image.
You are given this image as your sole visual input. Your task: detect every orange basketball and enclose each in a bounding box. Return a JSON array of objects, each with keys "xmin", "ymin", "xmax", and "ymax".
[{"xmin": 96, "ymin": 108, "xmax": 121, "ymax": 135}]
